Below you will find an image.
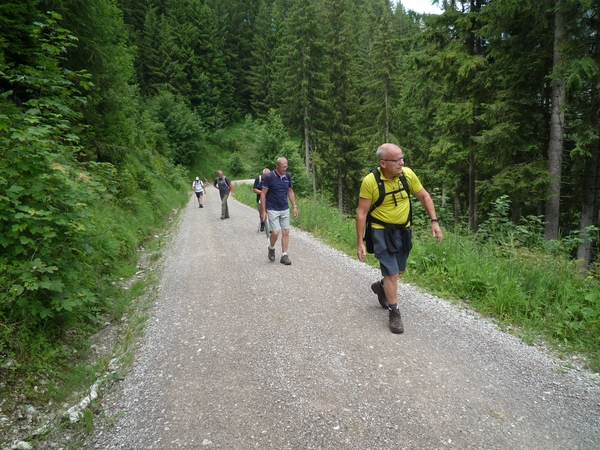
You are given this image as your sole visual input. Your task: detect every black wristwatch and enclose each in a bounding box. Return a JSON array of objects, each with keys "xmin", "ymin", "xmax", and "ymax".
[{"xmin": 431, "ymin": 218, "xmax": 439, "ymax": 223}]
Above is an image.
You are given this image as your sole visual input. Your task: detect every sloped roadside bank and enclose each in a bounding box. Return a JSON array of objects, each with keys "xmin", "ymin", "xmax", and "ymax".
[
  {"xmin": 85, "ymin": 190, "xmax": 600, "ymax": 448},
  {"xmin": 1, "ymin": 211, "xmax": 180, "ymax": 450}
]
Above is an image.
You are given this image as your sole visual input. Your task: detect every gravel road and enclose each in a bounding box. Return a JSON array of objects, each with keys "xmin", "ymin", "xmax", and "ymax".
[{"xmin": 91, "ymin": 188, "xmax": 600, "ymax": 449}]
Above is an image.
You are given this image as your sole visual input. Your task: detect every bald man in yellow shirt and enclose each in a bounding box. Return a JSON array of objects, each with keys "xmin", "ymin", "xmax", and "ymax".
[{"xmin": 356, "ymin": 143, "xmax": 443, "ymax": 334}]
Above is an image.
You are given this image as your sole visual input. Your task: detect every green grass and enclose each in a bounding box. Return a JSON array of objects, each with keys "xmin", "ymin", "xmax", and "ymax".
[
  {"xmin": 235, "ymin": 184, "xmax": 600, "ymax": 372},
  {"xmin": 408, "ymin": 232, "xmax": 600, "ymax": 368}
]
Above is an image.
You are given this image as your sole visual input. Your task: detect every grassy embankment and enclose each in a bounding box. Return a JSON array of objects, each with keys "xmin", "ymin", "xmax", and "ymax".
[{"xmin": 1, "ymin": 158, "xmax": 190, "ymax": 447}]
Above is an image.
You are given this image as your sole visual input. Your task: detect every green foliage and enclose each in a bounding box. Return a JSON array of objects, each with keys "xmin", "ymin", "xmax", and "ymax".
[
  {"xmin": 146, "ymin": 91, "xmax": 206, "ymax": 166},
  {"xmin": 83, "ymin": 408, "xmax": 95, "ymax": 433},
  {"xmin": 248, "ymin": 0, "xmax": 279, "ymax": 118},
  {"xmin": 250, "ymin": 111, "xmax": 311, "ymax": 197},
  {"xmin": 410, "ymin": 186, "xmax": 452, "ymax": 229},
  {"xmin": 477, "ymin": 195, "xmax": 543, "ymax": 248},
  {"xmin": 0, "ymin": 0, "xmax": 39, "ymax": 68},
  {"xmin": 204, "ymin": 0, "xmax": 255, "ymax": 118},
  {"xmin": 41, "ymin": 0, "xmax": 138, "ymax": 166},
  {"xmin": 140, "ymin": 9, "xmax": 187, "ymax": 97},
  {"xmin": 228, "ymin": 153, "xmax": 248, "ymax": 177},
  {"xmin": 476, "ymin": 194, "xmax": 600, "ymax": 259},
  {"xmin": 317, "ymin": 0, "xmax": 361, "ymax": 213},
  {"xmin": 0, "ymin": 15, "xmax": 98, "ymax": 324},
  {"xmin": 0, "ymin": 13, "xmax": 190, "ymax": 419},
  {"xmin": 274, "ymin": 0, "xmax": 327, "ymax": 189},
  {"xmin": 355, "ymin": 0, "xmax": 400, "ymax": 147},
  {"xmin": 188, "ymin": 117, "xmax": 257, "ymax": 181}
]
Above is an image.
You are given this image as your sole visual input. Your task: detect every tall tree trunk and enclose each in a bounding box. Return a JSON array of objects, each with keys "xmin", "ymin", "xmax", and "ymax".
[
  {"xmin": 577, "ymin": 139, "xmax": 599, "ymax": 267},
  {"xmin": 454, "ymin": 180, "xmax": 461, "ymax": 225},
  {"xmin": 545, "ymin": 2, "xmax": 566, "ymax": 240},
  {"xmin": 304, "ymin": 105, "xmax": 311, "ymax": 177},
  {"xmin": 468, "ymin": 148, "xmax": 477, "ymax": 231},
  {"xmin": 384, "ymin": 82, "xmax": 390, "ymax": 142},
  {"xmin": 337, "ymin": 162, "xmax": 343, "ymax": 213},
  {"xmin": 576, "ymin": 11, "xmax": 600, "ymax": 268},
  {"xmin": 312, "ymin": 164, "xmax": 317, "ymax": 197},
  {"xmin": 467, "ymin": 0, "xmax": 482, "ymax": 232}
]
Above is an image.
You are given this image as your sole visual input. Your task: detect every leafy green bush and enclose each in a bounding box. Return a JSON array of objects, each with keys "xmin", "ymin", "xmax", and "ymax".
[
  {"xmin": 0, "ymin": 15, "xmax": 99, "ymax": 323},
  {"xmin": 249, "ymin": 110, "xmax": 311, "ymax": 197},
  {"xmin": 228, "ymin": 153, "xmax": 248, "ymax": 176},
  {"xmin": 146, "ymin": 92, "xmax": 206, "ymax": 166},
  {"xmin": 0, "ymin": 13, "xmax": 189, "ymax": 351}
]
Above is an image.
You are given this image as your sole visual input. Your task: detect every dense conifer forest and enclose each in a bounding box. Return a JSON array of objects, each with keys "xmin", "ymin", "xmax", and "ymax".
[{"xmin": 2, "ymin": 0, "xmax": 600, "ymax": 432}]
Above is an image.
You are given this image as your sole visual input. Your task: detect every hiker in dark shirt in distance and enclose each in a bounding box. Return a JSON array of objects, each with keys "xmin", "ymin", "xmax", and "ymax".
[
  {"xmin": 253, "ymin": 168, "xmax": 270, "ymax": 232},
  {"xmin": 213, "ymin": 170, "xmax": 234, "ymax": 220}
]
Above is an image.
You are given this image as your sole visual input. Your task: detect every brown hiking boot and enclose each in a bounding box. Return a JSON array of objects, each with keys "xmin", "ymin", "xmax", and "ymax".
[
  {"xmin": 389, "ymin": 306, "xmax": 404, "ymax": 334},
  {"xmin": 371, "ymin": 281, "xmax": 389, "ymax": 309}
]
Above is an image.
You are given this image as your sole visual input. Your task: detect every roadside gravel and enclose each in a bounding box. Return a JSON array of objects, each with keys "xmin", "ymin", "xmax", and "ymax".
[{"xmin": 89, "ymin": 189, "xmax": 600, "ymax": 449}]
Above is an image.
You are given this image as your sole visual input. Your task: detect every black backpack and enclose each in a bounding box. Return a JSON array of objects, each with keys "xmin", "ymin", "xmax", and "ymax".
[{"xmin": 364, "ymin": 168, "xmax": 411, "ymax": 253}]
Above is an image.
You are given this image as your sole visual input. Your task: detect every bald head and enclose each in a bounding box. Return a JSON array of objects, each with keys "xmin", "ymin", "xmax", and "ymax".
[{"xmin": 376, "ymin": 143, "xmax": 402, "ymax": 161}]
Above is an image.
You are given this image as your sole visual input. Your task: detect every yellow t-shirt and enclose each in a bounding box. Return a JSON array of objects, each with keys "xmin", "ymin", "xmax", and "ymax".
[{"xmin": 359, "ymin": 167, "xmax": 423, "ymax": 229}]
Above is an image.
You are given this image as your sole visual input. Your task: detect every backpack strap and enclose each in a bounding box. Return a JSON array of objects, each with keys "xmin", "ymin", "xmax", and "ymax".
[
  {"xmin": 368, "ymin": 169, "xmax": 386, "ymax": 213},
  {"xmin": 367, "ymin": 168, "xmax": 412, "ymax": 227}
]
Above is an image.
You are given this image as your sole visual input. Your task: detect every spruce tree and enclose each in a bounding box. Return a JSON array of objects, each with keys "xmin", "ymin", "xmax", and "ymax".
[
  {"xmin": 206, "ymin": 0, "xmax": 259, "ymax": 116},
  {"xmin": 185, "ymin": 0, "xmax": 235, "ymax": 127},
  {"xmin": 545, "ymin": 0, "xmax": 568, "ymax": 240},
  {"xmin": 401, "ymin": 1, "xmax": 491, "ymax": 230},
  {"xmin": 0, "ymin": 0, "xmax": 39, "ymax": 69},
  {"xmin": 140, "ymin": 9, "xmax": 186, "ymax": 96},
  {"xmin": 320, "ymin": 0, "xmax": 361, "ymax": 213},
  {"xmin": 275, "ymin": 0, "xmax": 327, "ymax": 191},
  {"xmin": 356, "ymin": 0, "xmax": 400, "ymax": 148},
  {"xmin": 249, "ymin": 0, "xmax": 279, "ymax": 119},
  {"xmin": 473, "ymin": 0, "xmax": 553, "ymax": 223},
  {"xmin": 550, "ymin": 0, "xmax": 600, "ymax": 265}
]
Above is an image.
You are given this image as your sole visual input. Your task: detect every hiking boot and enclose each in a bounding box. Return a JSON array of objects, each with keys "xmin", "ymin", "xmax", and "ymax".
[
  {"xmin": 260, "ymin": 222, "xmax": 265, "ymax": 232},
  {"xmin": 280, "ymin": 254, "xmax": 292, "ymax": 265},
  {"xmin": 371, "ymin": 280, "xmax": 389, "ymax": 309},
  {"xmin": 268, "ymin": 247, "xmax": 275, "ymax": 262},
  {"xmin": 389, "ymin": 306, "xmax": 404, "ymax": 334},
  {"xmin": 199, "ymin": 204, "xmax": 203, "ymax": 208}
]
